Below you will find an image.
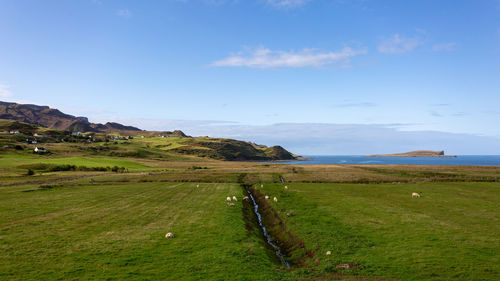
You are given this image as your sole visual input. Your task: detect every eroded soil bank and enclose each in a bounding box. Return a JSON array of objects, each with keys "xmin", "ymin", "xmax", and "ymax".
[{"xmin": 241, "ymin": 184, "xmax": 313, "ymax": 267}]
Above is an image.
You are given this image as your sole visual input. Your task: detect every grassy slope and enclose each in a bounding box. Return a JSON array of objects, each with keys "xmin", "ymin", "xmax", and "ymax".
[{"xmin": 0, "ymin": 119, "xmax": 295, "ymax": 161}]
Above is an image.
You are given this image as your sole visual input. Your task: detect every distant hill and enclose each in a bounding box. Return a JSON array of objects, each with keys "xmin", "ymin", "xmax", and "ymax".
[
  {"xmin": 0, "ymin": 102, "xmax": 298, "ymax": 161},
  {"xmin": 366, "ymin": 150, "xmax": 456, "ymax": 157},
  {"xmin": 0, "ymin": 101, "xmax": 141, "ymax": 133}
]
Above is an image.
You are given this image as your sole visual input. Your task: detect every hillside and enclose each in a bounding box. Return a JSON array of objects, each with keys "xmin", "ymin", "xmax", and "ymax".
[
  {"xmin": 0, "ymin": 118, "xmax": 297, "ymax": 161},
  {"xmin": 0, "ymin": 101, "xmax": 141, "ymax": 133},
  {"xmin": 366, "ymin": 150, "xmax": 456, "ymax": 157}
]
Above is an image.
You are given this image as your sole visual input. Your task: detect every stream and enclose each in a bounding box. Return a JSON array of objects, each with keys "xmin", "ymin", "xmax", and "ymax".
[{"xmin": 245, "ymin": 186, "xmax": 290, "ymax": 268}]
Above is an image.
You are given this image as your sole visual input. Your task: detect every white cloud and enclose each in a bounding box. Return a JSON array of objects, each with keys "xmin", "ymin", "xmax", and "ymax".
[
  {"xmin": 0, "ymin": 84, "xmax": 13, "ymax": 98},
  {"xmin": 378, "ymin": 34, "xmax": 422, "ymax": 54},
  {"xmin": 211, "ymin": 46, "xmax": 366, "ymax": 68},
  {"xmin": 266, "ymin": 0, "xmax": 311, "ymax": 8},
  {"xmin": 117, "ymin": 8, "xmax": 132, "ymax": 18},
  {"xmin": 432, "ymin": 42, "xmax": 456, "ymax": 51}
]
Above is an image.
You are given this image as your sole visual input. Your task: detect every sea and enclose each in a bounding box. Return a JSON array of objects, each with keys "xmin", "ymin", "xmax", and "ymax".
[{"xmin": 277, "ymin": 155, "xmax": 500, "ymax": 166}]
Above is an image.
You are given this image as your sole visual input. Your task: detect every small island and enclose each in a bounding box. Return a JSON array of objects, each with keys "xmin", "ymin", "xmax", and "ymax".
[{"xmin": 365, "ymin": 150, "xmax": 456, "ymax": 157}]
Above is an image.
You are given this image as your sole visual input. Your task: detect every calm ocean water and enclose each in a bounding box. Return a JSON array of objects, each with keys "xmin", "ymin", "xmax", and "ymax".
[{"xmin": 278, "ymin": 155, "xmax": 500, "ymax": 166}]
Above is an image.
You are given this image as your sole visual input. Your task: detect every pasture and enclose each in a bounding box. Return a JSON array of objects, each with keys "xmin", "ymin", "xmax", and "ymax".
[{"xmin": 1, "ymin": 173, "xmax": 498, "ymax": 280}]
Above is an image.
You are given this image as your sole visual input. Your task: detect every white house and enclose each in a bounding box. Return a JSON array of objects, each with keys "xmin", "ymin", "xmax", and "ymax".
[
  {"xmin": 34, "ymin": 147, "xmax": 47, "ymax": 153},
  {"xmin": 72, "ymin": 131, "xmax": 81, "ymax": 136}
]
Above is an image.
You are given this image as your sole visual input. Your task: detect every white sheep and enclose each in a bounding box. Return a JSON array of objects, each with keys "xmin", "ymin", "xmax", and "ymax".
[
  {"xmin": 261, "ymin": 184, "xmax": 263, "ymax": 188},
  {"xmin": 232, "ymin": 196, "xmax": 237, "ymax": 201},
  {"xmin": 226, "ymin": 196, "xmax": 231, "ymax": 201},
  {"xmin": 284, "ymin": 186, "xmax": 288, "ymax": 190},
  {"xmin": 243, "ymin": 196, "xmax": 249, "ymax": 201},
  {"xmin": 227, "ymin": 202, "xmax": 235, "ymax": 206},
  {"xmin": 412, "ymin": 192, "xmax": 421, "ymax": 198},
  {"xmin": 273, "ymin": 197, "xmax": 278, "ymax": 202},
  {"xmin": 196, "ymin": 184, "xmax": 199, "ymax": 188},
  {"xmin": 326, "ymin": 251, "xmax": 331, "ymax": 255},
  {"xmin": 265, "ymin": 195, "xmax": 269, "ymax": 200},
  {"xmin": 165, "ymin": 232, "xmax": 174, "ymax": 239}
]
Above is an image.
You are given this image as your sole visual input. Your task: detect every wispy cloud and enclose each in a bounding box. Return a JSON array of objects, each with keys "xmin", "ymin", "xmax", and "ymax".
[
  {"xmin": 378, "ymin": 34, "xmax": 423, "ymax": 54},
  {"xmin": 429, "ymin": 109, "xmax": 468, "ymax": 118},
  {"xmin": 429, "ymin": 110, "xmax": 443, "ymax": 117},
  {"xmin": 211, "ymin": 46, "xmax": 366, "ymax": 68},
  {"xmin": 451, "ymin": 112, "xmax": 467, "ymax": 117},
  {"xmin": 432, "ymin": 42, "xmax": 456, "ymax": 51},
  {"xmin": 266, "ymin": 0, "xmax": 311, "ymax": 8},
  {"xmin": 333, "ymin": 101, "xmax": 377, "ymax": 108},
  {"xmin": 90, "ymin": 117, "xmax": 238, "ymax": 131},
  {"xmin": 430, "ymin": 103, "xmax": 451, "ymax": 107},
  {"xmin": 0, "ymin": 84, "xmax": 13, "ymax": 98},
  {"xmin": 117, "ymin": 8, "xmax": 132, "ymax": 18}
]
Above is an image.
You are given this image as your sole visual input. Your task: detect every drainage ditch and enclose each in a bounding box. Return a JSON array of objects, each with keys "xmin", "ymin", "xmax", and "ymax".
[{"xmin": 241, "ymin": 184, "xmax": 312, "ymax": 268}]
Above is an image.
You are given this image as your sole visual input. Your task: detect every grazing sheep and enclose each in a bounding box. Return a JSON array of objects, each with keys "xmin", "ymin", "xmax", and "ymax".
[
  {"xmin": 261, "ymin": 184, "xmax": 263, "ymax": 188},
  {"xmin": 412, "ymin": 192, "xmax": 421, "ymax": 198},
  {"xmin": 265, "ymin": 195, "xmax": 269, "ymax": 200},
  {"xmin": 326, "ymin": 251, "xmax": 331, "ymax": 255},
  {"xmin": 165, "ymin": 232, "xmax": 174, "ymax": 239},
  {"xmin": 226, "ymin": 196, "xmax": 232, "ymax": 201},
  {"xmin": 232, "ymin": 196, "xmax": 237, "ymax": 201},
  {"xmin": 273, "ymin": 197, "xmax": 278, "ymax": 202},
  {"xmin": 196, "ymin": 184, "xmax": 199, "ymax": 188},
  {"xmin": 227, "ymin": 203, "xmax": 235, "ymax": 206},
  {"xmin": 284, "ymin": 186, "xmax": 288, "ymax": 190},
  {"xmin": 243, "ymin": 196, "xmax": 249, "ymax": 201}
]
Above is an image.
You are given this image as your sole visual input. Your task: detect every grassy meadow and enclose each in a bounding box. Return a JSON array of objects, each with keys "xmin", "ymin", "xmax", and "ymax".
[{"xmin": 1, "ymin": 127, "xmax": 499, "ymax": 280}]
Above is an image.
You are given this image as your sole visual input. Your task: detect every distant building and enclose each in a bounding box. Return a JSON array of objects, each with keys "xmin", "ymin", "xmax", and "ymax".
[
  {"xmin": 34, "ymin": 147, "xmax": 47, "ymax": 153},
  {"xmin": 10, "ymin": 130, "xmax": 20, "ymax": 134},
  {"xmin": 72, "ymin": 131, "xmax": 81, "ymax": 136}
]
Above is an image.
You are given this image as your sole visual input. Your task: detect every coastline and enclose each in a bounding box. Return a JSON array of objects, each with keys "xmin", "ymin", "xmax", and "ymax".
[{"xmin": 365, "ymin": 155, "xmax": 457, "ymax": 158}]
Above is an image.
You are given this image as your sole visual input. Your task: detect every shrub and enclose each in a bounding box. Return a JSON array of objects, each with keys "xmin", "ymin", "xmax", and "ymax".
[
  {"xmin": 26, "ymin": 169, "xmax": 35, "ymax": 176},
  {"xmin": 189, "ymin": 166, "xmax": 208, "ymax": 170}
]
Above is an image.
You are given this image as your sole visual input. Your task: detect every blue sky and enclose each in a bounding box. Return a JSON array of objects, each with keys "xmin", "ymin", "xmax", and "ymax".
[{"xmin": 1, "ymin": 0, "xmax": 499, "ymax": 154}]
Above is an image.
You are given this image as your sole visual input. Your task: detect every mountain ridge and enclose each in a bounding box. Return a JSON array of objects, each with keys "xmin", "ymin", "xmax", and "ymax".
[{"xmin": 0, "ymin": 101, "xmax": 141, "ymax": 133}]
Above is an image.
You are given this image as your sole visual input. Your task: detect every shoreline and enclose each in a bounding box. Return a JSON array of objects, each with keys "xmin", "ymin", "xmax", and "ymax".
[{"xmin": 365, "ymin": 155, "xmax": 457, "ymax": 158}]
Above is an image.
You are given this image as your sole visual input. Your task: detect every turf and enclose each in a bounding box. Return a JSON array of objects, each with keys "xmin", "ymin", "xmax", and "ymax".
[
  {"xmin": 1, "ymin": 179, "xmax": 498, "ymax": 280},
  {"xmin": 262, "ymin": 181, "xmax": 500, "ymax": 280},
  {"xmin": 0, "ymin": 182, "xmax": 287, "ymax": 280}
]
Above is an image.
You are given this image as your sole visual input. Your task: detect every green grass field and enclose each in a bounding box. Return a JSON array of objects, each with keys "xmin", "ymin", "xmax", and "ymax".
[
  {"xmin": 1, "ymin": 179, "xmax": 498, "ymax": 280},
  {"xmin": 1, "ymin": 121, "xmax": 499, "ymax": 280},
  {"xmin": 263, "ymin": 182, "xmax": 500, "ymax": 280},
  {"xmin": 0, "ymin": 182, "xmax": 284, "ymax": 280}
]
